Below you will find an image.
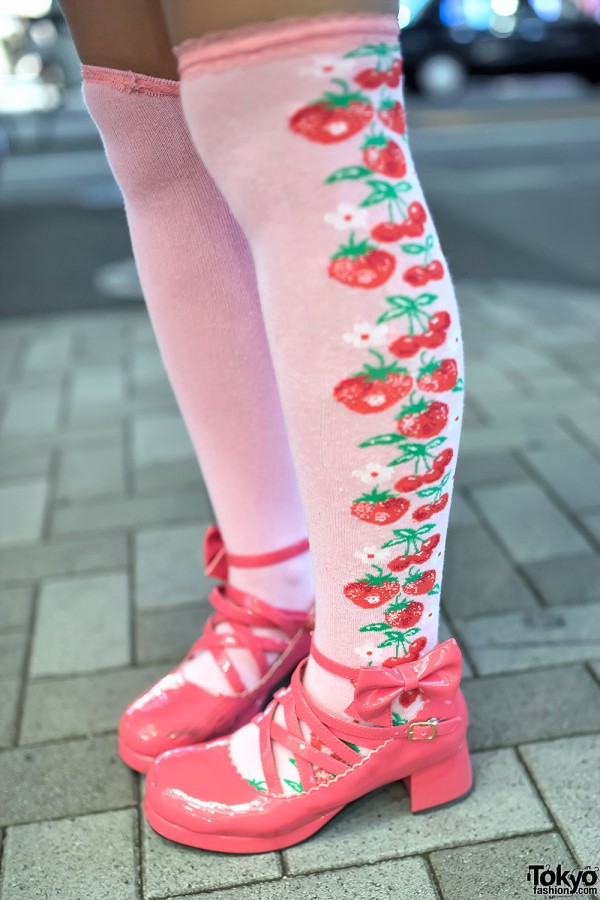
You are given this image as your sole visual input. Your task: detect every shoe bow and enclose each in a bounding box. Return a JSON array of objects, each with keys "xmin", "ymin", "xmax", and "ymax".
[{"xmin": 345, "ymin": 639, "xmax": 462, "ymax": 726}]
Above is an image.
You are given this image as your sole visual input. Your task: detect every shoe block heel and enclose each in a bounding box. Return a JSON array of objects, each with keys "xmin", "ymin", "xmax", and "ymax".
[{"xmin": 404, "ymin": 742, "xmax": 472, "ymax": 813}]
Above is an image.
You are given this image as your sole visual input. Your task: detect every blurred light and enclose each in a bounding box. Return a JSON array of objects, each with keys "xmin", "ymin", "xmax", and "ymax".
[
  {"xmin": 450, "ymin": 24, "xmax": 477, "ymax": 39},
  {"xmin": 530, "ymin": 0, "xmax": 562, "ymax": 19},
  {"xmin": 29, "ymin": 18, "xmax": 57, "ymax": 46},
  {"xmin": 1, "ymin": 0, "xmax": 52, "ymax": 17},
  {"xmin": 440, "ymin": 0, "xmax": 466, "ymax": 26},
  {"xmin": 518, "ymin": 15, "xmax": 546, "ymax": 36},
  {"xmin": 463, "ymin": 0, "xmax": 493, "ymax": 28},
  {"xmin": 0, "ymin": 79, "xmax": 60, "ymax": 113},
  {"xmin": 14, "ymin": 51, "xmax": 42, "ymax": 77},
  {"xmin": 0, "ymin": 15, "xmax": 22, "ymax": 39},
  {"xmin": 490, "ymin": 12, "xmax": 517, "ymax": 31},
  {"xmin": 398, "ymin": 3, "xmax": 412, "ymax": 27},
  {"xmin": 491, "ymin": 0, "xmax": 519, "ymax": 13}
]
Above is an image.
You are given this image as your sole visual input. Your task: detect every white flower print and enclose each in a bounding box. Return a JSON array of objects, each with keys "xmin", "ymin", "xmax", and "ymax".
[
  {"xmin": 354, "ymin": 644, "xmax": 387, "ymax": 666},
  {"xmin": 343, "ymin": 321, "xmax": 389, "ymax": 349},
  {"xmin": 355, "ymin": 546, "xmax": 393, "ymax": 566},
  {"xmin": 352, "ymin": 462, "xmax": 394, "ymax": 485},
  {"xmin": 299, "ymin": 55, "xmax": 354, "ymax": 79},
  {"xmin": 324, "ymin": 203, "xmax": 370, "ymax": 232}
]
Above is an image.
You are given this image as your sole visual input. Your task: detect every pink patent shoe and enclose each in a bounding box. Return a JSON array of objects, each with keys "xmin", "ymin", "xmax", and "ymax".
[
  {"xmin": 143, "ymin": 638, "xmax": 472, "ymax": 853},
  {"xmin": 118, "ymin": 527, "xmax": 313, "ymax": 773}
]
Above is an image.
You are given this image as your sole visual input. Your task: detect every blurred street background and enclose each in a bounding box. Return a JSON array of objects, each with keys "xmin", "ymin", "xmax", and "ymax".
[
  {"xmin": 1, "ymin": 3, "xmax": 599, "ymax": 900},
  {"xmin": 1, "ymin": 0, "xmax": 600, "ymax": 315}
]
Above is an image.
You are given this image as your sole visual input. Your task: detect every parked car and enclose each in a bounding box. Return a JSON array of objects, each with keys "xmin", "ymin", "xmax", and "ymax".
[{"xmin": 400, "ymin": 0, "xmax": 600, "ymax": 98}]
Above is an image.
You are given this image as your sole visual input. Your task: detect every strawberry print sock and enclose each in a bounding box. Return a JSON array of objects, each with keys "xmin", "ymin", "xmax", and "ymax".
[
  {"xmin": 83, "ymin": 66, "xmax": 314, "ymax": 696},
  {"xmin": 177, "ymin": 14, "xmax": 463, "ymax": 732}
]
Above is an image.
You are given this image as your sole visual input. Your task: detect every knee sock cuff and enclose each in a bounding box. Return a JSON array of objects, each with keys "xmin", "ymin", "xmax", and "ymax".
[
  {"xmin": 81, "ymin": 64, "xmax": 179, "ymax": 97},
  {"xmin": 176, "ymin": 13, "xmax": 399, "ymax": 79}
]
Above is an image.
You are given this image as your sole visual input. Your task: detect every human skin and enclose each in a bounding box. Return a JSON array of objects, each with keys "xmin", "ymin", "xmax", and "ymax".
[
  {"xmin": 60, "ymin": 0, "xmax": 396, "ymax": 75},
  {"xmin": 161, "ymin": 0, "xmax": 397, "ymax": 45}
]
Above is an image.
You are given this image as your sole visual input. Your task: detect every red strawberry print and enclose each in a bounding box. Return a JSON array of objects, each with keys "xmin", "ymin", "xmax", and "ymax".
[
  {"xmin": 396, "ymin": 395, "xmax": 449, "ymax": 439},
  {"xmin": 344, "ymin": 567, "xmax": 400, "ymax": 609},
  {"xmin": 378, "ymin": 296, "xmax": 450, "ymax": 359},
  {"xmin": 394, "ymin": 448, "xmax": 454, "ymax": 492},
  {"xmin": 384, "ymin": 599, "xmax": 424, "ymax": 628},
  {"xmin": 376, "ymin": 97, "xmax": 406, "ymax": 135},
  {"xmin": 371, "ymin": 201, "xmax": 426, "ymax": 244},
  {"xmin": 329, "ymin": 233, "xmax": 395, "ymax": 289},
  {"xmin": 351, "ymin": 488, "xmax": 410, "ymax": 526},
  {"xmin": 290, "ymin": 79, "xmax": 373, "ymax": 144},
  {"xmin": 408, "ymin": 202, "xmax": 426, "ymax": 224},
  {"xmin": 386, "ymin": 57, "xmax": 403, "ymax": 86},
  {"xmin": 355, "ymin": 68, "xmax": 387, "ymax": 89},
  {"xmin": 399, "ymin": 688, "xmax": 420, "ymax": 708},
  {"xmin": 413, "ymin": 472, "xmax": 451, "ymax": 522},
  {"xmin": 388, "ymin": 334, "xmax": 423, "ymax": 359},
  {"xmin": 402, "ymin": 234, "xmax": 444, "ymax": 286},
  {"xmin": 383, "ymin": 635, "xmax": 427, "ymax": 667},
  {"xmin": 388, "ymin": 533, "xmax": 441, "ymax": 571},
  {"xmin": 428, "ymin": 311, "xmax": 451, "ymax": 332},
  {"xmin": 345, "ymin": 41, "xmax": 403, "ymax": 89},
  {"xmin": 333, "ymin": 351, "xmax": 412, "ymax": 415},
  {"xmin": 414, "ymin": 494, "xmax": 449, "ymax": 521},
  {"xmin": 404, "ymin": 263, "xmax": 444, "ymax": 287},
  {"xmin": 362, "ymin": 133, "xmax": 406, "ymax": 179},
  {"xmin": 416, "ymin": 355, "xmax": 459, "ymax": 392},
  {"xmin": 403, "ymin": 567, "xmax": 437, "ymax": 596},
  {"xmin": 371, "ymin": 221, "xmax": 409, "ymax": 243}
]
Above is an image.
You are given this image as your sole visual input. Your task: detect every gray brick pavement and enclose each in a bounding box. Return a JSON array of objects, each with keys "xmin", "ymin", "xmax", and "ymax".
[{"xmin": 1, "ymin": 281, "xmax": 599, "ymax": 900}]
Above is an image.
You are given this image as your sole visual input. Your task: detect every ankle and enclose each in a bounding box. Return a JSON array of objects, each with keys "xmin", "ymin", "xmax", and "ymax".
[
  {"xmin": 228, "ymin": 549, "xmax": 315, "ymax": 613},
  {"xmin": 302, "ymin": 655, "xmax": 355, "ymax": 719}
]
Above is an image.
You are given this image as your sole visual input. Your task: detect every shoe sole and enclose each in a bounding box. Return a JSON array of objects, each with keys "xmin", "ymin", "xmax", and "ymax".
[
  {"xmin": 143, "ymin": 796, "xmax": 343, "ymax": 853},
  {"xmin": 119, "ymin": 740, "xmax": 155, "ymax": 774},
  {"xmin": 143, "ymin": 748, "xmax": 473, "ymax": 854}
]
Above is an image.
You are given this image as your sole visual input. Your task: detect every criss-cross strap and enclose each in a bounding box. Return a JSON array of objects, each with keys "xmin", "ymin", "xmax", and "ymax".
[
  {"xmin": 258, "ymin": 662, "xmax": 363, "ymax": 795},
  {"xmin": 187, "ymin": 585, "xmax": 312, "ymax": 694},
  {"xmin": 312, "ymin": 639, "xmax": 462, "ymax": 726},
  {"xmin": 255, "ymin": 645, "xmax": 463, "ymax": 795}
]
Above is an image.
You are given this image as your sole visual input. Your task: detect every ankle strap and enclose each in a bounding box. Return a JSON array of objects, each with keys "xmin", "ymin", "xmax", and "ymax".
[
  {"xmin": 227, "ymin": 537, "xmax": 310, "ymax": 568},
  {"xmin": 311, "ymin": 638, "xmax": 462, "ymax": 727},
  {"xmin": 204, "ymin": 526, "xmax": 309, "ymax": 579}
]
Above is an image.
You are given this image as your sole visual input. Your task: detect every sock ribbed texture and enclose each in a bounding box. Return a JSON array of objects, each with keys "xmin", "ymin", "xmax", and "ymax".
[
  {"xmin": 82, "ymin": 66, "xmax": 314, "ymax": 695},
  {"xmin": 176, "ymin": 15, "xmax": 464, "ymax": 725}
]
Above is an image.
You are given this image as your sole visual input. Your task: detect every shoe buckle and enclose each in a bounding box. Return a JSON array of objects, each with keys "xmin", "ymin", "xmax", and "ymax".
[{"xmin": 407, "ymin": 719, "xmax": 437, "ymax": 741}]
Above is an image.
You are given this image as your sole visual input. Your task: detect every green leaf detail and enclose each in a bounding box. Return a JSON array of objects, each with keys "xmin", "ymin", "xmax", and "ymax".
[
  {"xmin": 331, "ymin": 231, "xmax": 378, "ymax": 261},
  {"xmin": 344, "ymin": 42, "xmax": 399, "ymax": 59},
  {"xmin": 325, "ymin": 165, "xmax": 371, "ymax": 184},
  {"xmin": 342, "ymin": 741, "xmax": 362, "ymax": 752},
  {"xmin": 247, "ymin": 778, "xmax": 267, "ymax": 792},
  {"xmin": 359, "ymin": 622, "xmax": 392, "ymax": 632},
  {"xmin": 401, "ymin": 243, "xmax": 425, "ymax": 255},
  {"xmin": 353, "ymin": 487, "xmax": 396, "ymax": 505},
  {"xmin": 352, "ymin": 349, "xmax": 409, "ymax": 383},
  {"xmin": 392, "ymin": 712, "xmax": 408, "ymax": 726},
  {"xmin": 283, "ymin": 779, "xmax": 304, "ymax": 794},
  {"xmin": 316, "ymin": 79, "xmax": 371, "ymax": 109},
  {"xmin": 358, "ymin": 433, "xmax": 405, "ymax": 447}
]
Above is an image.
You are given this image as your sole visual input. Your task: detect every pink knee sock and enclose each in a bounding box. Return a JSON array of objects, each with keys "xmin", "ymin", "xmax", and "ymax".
[
  {"xmin": 82, "ymin": 66, "xmax": 314, "ymax": 693},
  {"xmin": 176, "ymin": 16, "xmax": 464, "ymax": 723}
]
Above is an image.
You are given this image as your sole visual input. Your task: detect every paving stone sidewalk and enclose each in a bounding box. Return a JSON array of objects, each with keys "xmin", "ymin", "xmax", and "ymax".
[{"xmin": 0, "ymin": 279, "xmax": 599, "ymax": 900}]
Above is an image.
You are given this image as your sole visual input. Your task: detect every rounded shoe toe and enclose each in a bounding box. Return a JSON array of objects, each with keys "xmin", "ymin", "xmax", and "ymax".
[
  {"xmin": 119, "ymin": 671, "xmax": 214, "ymax": 762},
  {"xmin": 145, "ymin": 739, "xmax": 261, "ymax": 835}
]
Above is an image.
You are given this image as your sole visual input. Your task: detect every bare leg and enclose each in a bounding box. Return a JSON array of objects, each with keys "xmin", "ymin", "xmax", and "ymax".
[
  {"xmin": 161, "ymin": 0, "xmax": 396, "ymax": 44},
  {"xmin": 60, "ymin": 0, "xmax": 178, "ymax": 79}
]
